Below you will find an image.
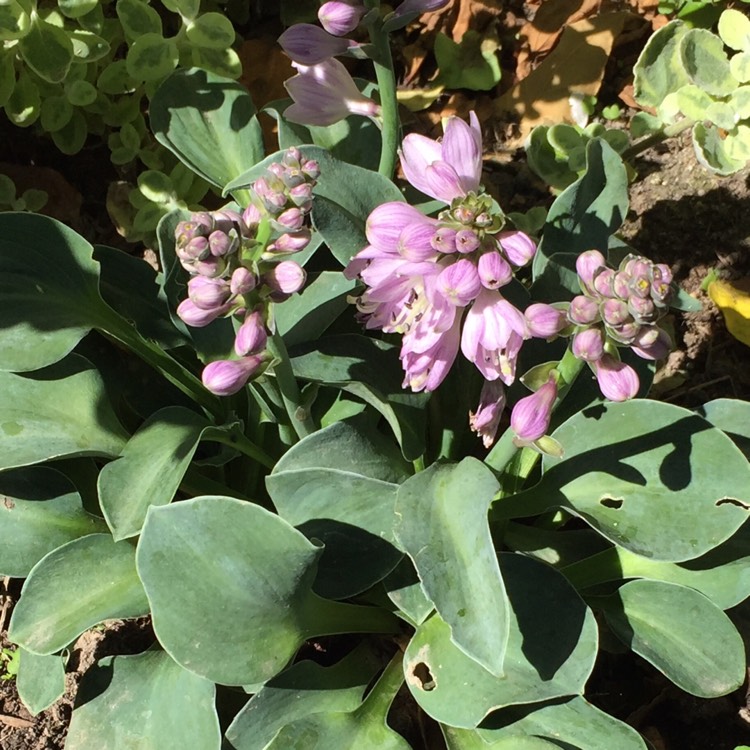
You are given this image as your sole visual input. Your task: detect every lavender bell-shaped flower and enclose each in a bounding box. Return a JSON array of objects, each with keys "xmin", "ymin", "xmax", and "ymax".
[
  {"xmin": 593, "ymin": 354, "xmax": 640, "ymax": 402},
  {"xmin": 278, "ymin": 23, "xmax": 352, "ymax": 65}
]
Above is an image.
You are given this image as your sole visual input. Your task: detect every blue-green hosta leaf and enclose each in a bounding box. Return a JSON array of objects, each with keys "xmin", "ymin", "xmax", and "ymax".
[
  {"xmin": 0, "ymin": 356, "xmax": 127, "ymax": 470},
  {"xmin": 66, "ymin": 650, "xmax": 220, "ymax": 750},
  {"xmin": 266, "ymin": 421, "xmax": 408, "ymax": 599},
  {"xmin": 225, "ymin": 644, "xmax": 382, "ymax": 750},
  {"xmin": 476, "ymin": 696, "xmax": 648, "ymax": 750},
  {"xmin": 0, "ymin": 466, "xmax": 107, "ymax": 577},
  {"xmin": 633, "ymin": 20, "xmax": 691, "ymax": 112},
  {"xmin": 150, "ymin": 68, "xmax": 263, "ymax": 194},
  {"xmin": 443, "ymin": 727, "xmax": 561, "ymax": 750},
  {"xmin": 9, "ymin": 534, "xmax": 149, "ymax": 654},
  {"xmin": 497, "ymin": 400, "xmax": 750, "ymax": 563},
  {"xmin": 136, "ymin": 496, "xmax": 397, "ymax": 686},
  {"xmin": 16, "ymin": 650, "xmax": 66, "ymax": 716},
  {"xmin": 98, "ymin": 406, "xmax": 211, "ymax": 541},
  {"xmin": 602, "ymin": 579, "xmax": 745, "ymax": 697},
  {"xmin": 403, "ymin": 554, "xmax": 597, "ymax": 728},
  {"xmin": 395, "ymin": 458, "xmax": 508, "ymax": 677},
  {"xmin": 698, "ymin": 397, "xmax": 750, "ymax": 457},
  {"xmin": 18, "ymin": 16, "xmax": 73, "ymax": 83}
]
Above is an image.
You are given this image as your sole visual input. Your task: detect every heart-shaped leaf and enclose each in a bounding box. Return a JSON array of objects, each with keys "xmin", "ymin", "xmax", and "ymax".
[{"xmin": 16, "ymin": 650, "xmax": 66, "ymax": 716}]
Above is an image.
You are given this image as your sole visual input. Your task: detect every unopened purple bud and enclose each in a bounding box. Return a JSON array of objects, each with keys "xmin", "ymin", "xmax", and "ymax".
[
  {"xmin": 593, "ymin": 268, "xmax": 616, "ymax": 298},
  {"xmin": 284, "ymin": 146, "xmax": 302, "ymax": 165},
  {"xmin": 651, "ymin": 279, "xmax": 672, "ymax": 305},
  {"xmin": 242, "ymin": 203, "xmax": 263, "ymax": 231},
  {"xmin": 609, "ymin": 321, "xmax": 640, "ymax": 345},
  {"xmin": 576, "ymin": 250, "xmax": 606, "ymax": 291},
  {"xmin": 628, "ymin": 295, "xmax": 656, "ymax": 323},
  {"xmin": 235, "ymin": 310, "xmax": 267, "ymax": 356},
  {"xmin": 398, "ymin": 222, "xmax": 439, "ymax": 261},
  {"xmin": 319, "ymin": 1, "xmax": 366, "ymax": 35},
  {"xmin": 213, "ymin": 209, "xmax": 243, "ymax": 229},
  {"xmin": 572, "ymin": 328, "xmax": 604, "ymax": 361},
  {"xmin": 288, "ymin": 183, "xmax": 313, "ymax": 209},
  {"xmin": 265, "ymin": 260, "xmax": 306, "ymax": 296},
  {"xmin": 188, "ymin": 276, "xmax": 231, "ymax": 310},
  {"xmin": 622, "ymin": 257, "xmax": 651, "ymax": 279},
  {"xmin": 190, "ymin": 212, "xmax": 214, "ymax": 232},
  {"xmin": 499, "ymin": 231, "xmax": 536, "ymax": 267},
  {"xmin": 281, "ymin": 166, "xmax": 305, "ymax": 189},
  {"xmin": 601, "ymin": 298, "xmax": 630, "ymax": 327},
  {"xmin": 230, "ymin": 267, "xmax": 257, "ymax": 295},
  {"xmin": 267, "ymin": 229, "xmax": 312, "ymax": 254},
  {"xmin": 278, "ymin": 23, "xmax": 351, "ymax": 65},
  {"xmin": 202, "ymin": 356, "xmax": 265, "ymax": 396},
  {"xmin": 431, "ymin": 227, "xmax": 457, "ymax": 254},
  {"xmin": 511, "ymin": 376, "xmax": 557, "ymax": 443},
  {"xmin": 525, "ymin": 303, "xmax": 567, "ymax": 339},
  {"xmin": 275, "ymin": 207, "xmax": 305, "ymax": 231},
  {"xmin": 568, "ymin": 295, "xmax": 599, "ymax": 325},
  {"xmin": 477, "ymin": 250, "xmax": 512, "ymax": 290},
  {"xmin": 594, "ymin": 354, "xmax": 639, "ymax": 401},
  {"xmin": 191, "ymin": 256, "xmax": 226, "ymax": 279},
  {"xmin": 613, "ymin": 271, "xmax": 631, "ymax": 299},
  {"xmin": 436, "ymin": 259, "xmax": 481, "ymax": 306},
  {"xmin": 469, "ymin": 379, "xmax": 506, "ymax": 448},
  {"xmin": 177, "ymin": 298, "xmax": 231, "ymax": 328},
  {"xmin": 177, "ymin": 235, "xmax": 210, "ymax": 263},
  {"xmin": 455, "ymin": 229, "xmax": 480, "ymax": 254},
  {"xmin": 209, "ymin": 230, "xmax": 238, "ymax": 257},
  {"xmin": 631, "ymin": 325, "xmax": 671, "ymax": 360},
  {"xmin": 453, "ymin": 205, "xmax": 475, "ymax": 224},
  {"xmin": 474, "ymin": 212, "xmax": 493, "ymax": 228},
  {"xmin": 653, "ymin": 263, "xmax": 672, "ymax": 285},
  {"xmin": 302, "ymin": 159, "xmax": 320, "ymax": 180}
]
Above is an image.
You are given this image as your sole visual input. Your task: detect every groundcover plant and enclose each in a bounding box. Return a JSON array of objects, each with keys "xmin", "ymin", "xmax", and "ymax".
[{"xmin": 2, "ymin": 2, "xmax": 750, "ymax": 749}]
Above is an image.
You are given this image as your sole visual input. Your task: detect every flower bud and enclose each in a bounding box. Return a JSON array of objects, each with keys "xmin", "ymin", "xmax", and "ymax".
[
  {"xmin": 177, "ymin": 298, "xmax": 231, "ymax": 328},
  {"xmin": 511, "ymin": 376, "xmax": 557, "ymax": 443},
  {"xmin": 302, "ymin": 159, "xmax": 320, "ymax": 180},
  {"xmin": 436, "ymin": 259, "xmax": 482, "ymax": 306},
  {"xmin": 455, "ymin": 229, "xmax": 480, "ymax": 254},
  {"xmin": 274, "ymin": 207, "xmax": 305, "ymax": 232},
  {"xmin": 288, "ymin": 183, "xmax": 313, "ymax": 209},
  {"xmin": 593, "ymin": 268, "xmax": 616, "ymax": 298},
  {"xmin": 230, "ymin": 267, "xmax": 257, "ymax": 295},
  {"xmin": 265, "ymin": 260, "xmax": 306, "ymax": 296},
  {"xmin": 477, "ymin": 250, "xmax": 512, "ymax": 290},
  {"xmin": 319, "ymin": 1, "xmax": 367, "ymax": 36},
  {"xmin": 202, "ymin": 356, "xmax": 265, "ymax": 396},
  {"xmin": 568, "ymin": 295, "xmax": 599, "ymax": 325},
  {"xmin": 628, "ymin": 295, "xmax": 656, "ymax": 323},
  {"xmin": 631, "ymin": 325, "xmax": 671, "ymax": 361},
  {"xmin": 576, "ymin": 250, "xmax": 606, "ymax": 292},
  {"xmin": 242, "ymin": 203, "xmax": 263, "ymax": 232},
  {"xmin": 571, "ymin": 328, "xmax": 604, "ymax": 361},
  {"xmin": 187, "ymin": 276, "xmax": 231, "ymax": 310},
  {"xmin": 177, "ymin": 235, "xmax": 210, "ymax": 264},
  {"xmin": 593, "ymin": 354, "xmax": 639, "ymax": 401},
  {"xmin": 601, "ymin": 298, "xmax": 630, "ymax": 327},
  {"xmin": 266, "ymin": 229, "xmax": 312, "ymax": 254},
  {"xmin": 613, "ymin": 271, "xmax": 631, "ymax": 299},
  {"xmin": 235, "ymin": 310, "xmax": 268, "ymax": 356},
  {"xmin": 499, "ymin": 230, "xmax": 536, "ymax": 267},
  {"xmin": 278, "ymin": 23, "xmax": 351, "ymax": 65},
  {"xmin": 525, "ymin": 303, "xmax": 567, "ymax": 339},
  {"xmin": 208, "ymin": 229, "xmax": 238, "ymax": 257},
  {"xmin": 431, "ymin": 227, "xmax": 457, "ymax": 254}
]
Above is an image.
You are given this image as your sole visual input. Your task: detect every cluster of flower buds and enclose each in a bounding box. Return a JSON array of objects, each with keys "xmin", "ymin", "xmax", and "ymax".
[
  {"xmin": 567, "ymin": 249, "xmax": 673, "ymax": 401},
  {"xmin": 174, "ymin": 148, "xmax": 319, "ymax": 396},
  {"xmin": 279, "ymin": 0, "xmax": 448, "ymax": 127}
]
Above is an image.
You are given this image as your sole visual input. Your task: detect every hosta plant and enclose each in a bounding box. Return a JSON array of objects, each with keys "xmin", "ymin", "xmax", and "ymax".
[{"xmin": 1, "ymin": 3, "xmax": 750, "ymax": 749}]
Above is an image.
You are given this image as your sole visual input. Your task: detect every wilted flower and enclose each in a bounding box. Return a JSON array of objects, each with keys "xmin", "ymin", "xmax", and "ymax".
[
  {"xmin": 470, "ymin": 379, "xmax": 506, "ymax": 448},
  {"xmin": 285, "ymin": 59, "xmax": 381, "ymax": 126}
]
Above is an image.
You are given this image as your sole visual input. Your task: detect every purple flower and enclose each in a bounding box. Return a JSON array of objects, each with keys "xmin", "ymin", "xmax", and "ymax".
[
  {"xmin": 265, "ymin": 260, "xmax": 306, "ymax": 298},
  {"xmin": 401, "ymin": 312, "xmax": 461, "ymax": 392},
  {"xmin": 477, "ymin": 250, "xmax": 512, "ymax": 290},
  {"xmin": 470, "ymin": 379, "xmax": 506, "ymax": 448},
  {"xmin": 278, "ymin": 24, "xmax": 352, "ymax": 65},
  {"xmin": 568, "ymin": 295, "xmax": 599, "ymax": 325},
  {"xmin": 631, "ymin": 326, "xmax": 671, "ymax": 360},
  {"xmin": 187, "ymin": 276, "xmax": 231, "ymax": 310},
  {"xmin": 177, "ymin": 298, "xmax": 232, "ymax": 328},
  {"xmin": 572, "ymin": 328, "xmax": 605, "ymax": 362},
  {"xmin": 593, "ymin": 355, "xmax": 639, "ymax": 401},
  {"xmin": 202, "ymin": 356, "xmax": 265, "ymax": 396},
  {"xmin": 230, "ymin": 267, "xmax": 256, "ymax": 295},
  {"xmin": 511, "ymin": 376, "xmax": 557, "ymax": 444},
  {"xmin": 285, "ymin": 59, "xmax": 381, "ymax": 126},
  {"xmin": 399, "ymin": 112, "xmax": 482, "ymax": 203},
  {"xmin": 461, "ymin": 288, "xmax": 528, "ymax": 384},
  {"xmin": 436, "ymin": 258, "xmax": 481, "ymax": 306},
  {"xmin": 235, "ymin": 310, "xmax": 268, "ymax": 357},
  {"xmin": 576, "ymin": 250, "xmax": 606, "ymax": 293},
  {"xmin": 318, "ymin": 1, "xmax": 367, "ymax": 36}
]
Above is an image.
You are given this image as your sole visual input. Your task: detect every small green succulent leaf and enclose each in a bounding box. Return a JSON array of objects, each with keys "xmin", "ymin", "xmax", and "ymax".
[
  {"xmin": 0, "ymin": 466, "xmax": 107, "ymax": 577},
  {"xmin": 680, "ymin": 27, "xmax": 737, "ymax": 97},
  {"xmin": 693, "ymin": 121, "xmax": 747, "ymax": 175},
  {"xmin": 65, "ymin": 650, "xmax": 220, "ymax": 750},
  {"xmin": 633, "ymin": 20, "xmax": 691, "ymax": 111},
  {"xmin": 16, "ymin": 650, "xmax": 65, "ymax": 716},
  {"xmin": 66, "ymin": 79, "xmax": 97, "ymax": 106},
  {"xmin": 150, "ymin": 68, "xmax": 263, "ymax": 193},
  {"xmin": 0, "ymin": 54, "xmax": 15, "ymax": 107},
  {"xmin": 5, "ymin": 72, "xmax": 40, "ymax": 127},
  {"xmin": 97, "ymin": 60, "xmax": 137, "ymax": 95},
  {"xmin": 189, "ymin": 45, "xmax": 242, "ymax": 79},
  {"xmin": 116, "ymin": 0, "xmax": 162, "ymax": 38},
  {"xmin": 718, "ymin": 8, "xmax": 750, "ymax": 52},
  {"xmin": 225, "ymin": 644, "xmax": 382, "ymax": 750},
  {"xmin": 0, "ymin": 0, "xmax": 30, "ymax": 40},
  {"xmin": 526, "ymin": 126, "xmax": 578, "ymax": 190},
  {"xmin": 40, "ymin": 94, "xmax": 73, "ymax": 132},
  {"xmin": 602, "ymin": 579, "xmax": 746, "ymax": 697},
  {"xmin": 675, "ymin": 83, "xmax": 714, "ymax": 120},
  {"xmin": 57, "ymin": 0, "xmax": 98, "ymax": 18},
  {"xmin": 185, "ymin": 12, "xmax": 235, "ymax": 49},
  {"xmin": 267, "ymin": 420, "xmax": 407, "ymax": 599},
  {"xmin": 18, "ymin": 15, "xmax": 73, "ymax": 83},
  {"xmin": 547, "ymin": 123, "xmax": 584, "ymax": 154},
  {"xmin": 51, "ymin": 110, "xmax": 87, "ymax": 155},
  {"xmin": 403, "ymin": 554, "xmax": 597, "ymax": 728},
  {"xmin": 0, "ymin": 356, "xmax": 127, "ymax": 471},
  {"xmin": 395, "ymin": 458, "xmax": 508, "ymax": 677},
  {"xmin": 126, "ymin": 33, "xmax": 178, "ymax": 82},
  {"xmin": 730, "ymin": 51, "xmax": 750, "ymax": 84},
  {"xmin": 99, "ymin": 406, "xmax": 210, "ymax": 541},
  {"xmin": 8, "ymin": 534, "xmax": 149, "ymax": 655},
  {"xmin": 475, "ymin": 695, "xmax": 648, "ymax": 750},
  {"xmin": 434, "ymin": 29, "xmax": 501, "ymax": 91},
  {"xmin": 706, "ymin": 100, "xmax": 738, "ymax": 130}
]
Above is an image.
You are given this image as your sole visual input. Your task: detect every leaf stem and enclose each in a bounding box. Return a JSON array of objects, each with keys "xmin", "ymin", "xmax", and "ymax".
[
  {"xmin": 302, "ymin": 594, "xmax": 401, "ymax": 639},
  {"xmin": 622, "ymin": 117, "xmax": 695, "ymax": 161},
  {"xmin": 356, "ymin": 650, "xmax": 404, "ymax": 722},
  {"xmin": 202, "ymin": 426, "xmax": 276, "ymax": 469}
]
